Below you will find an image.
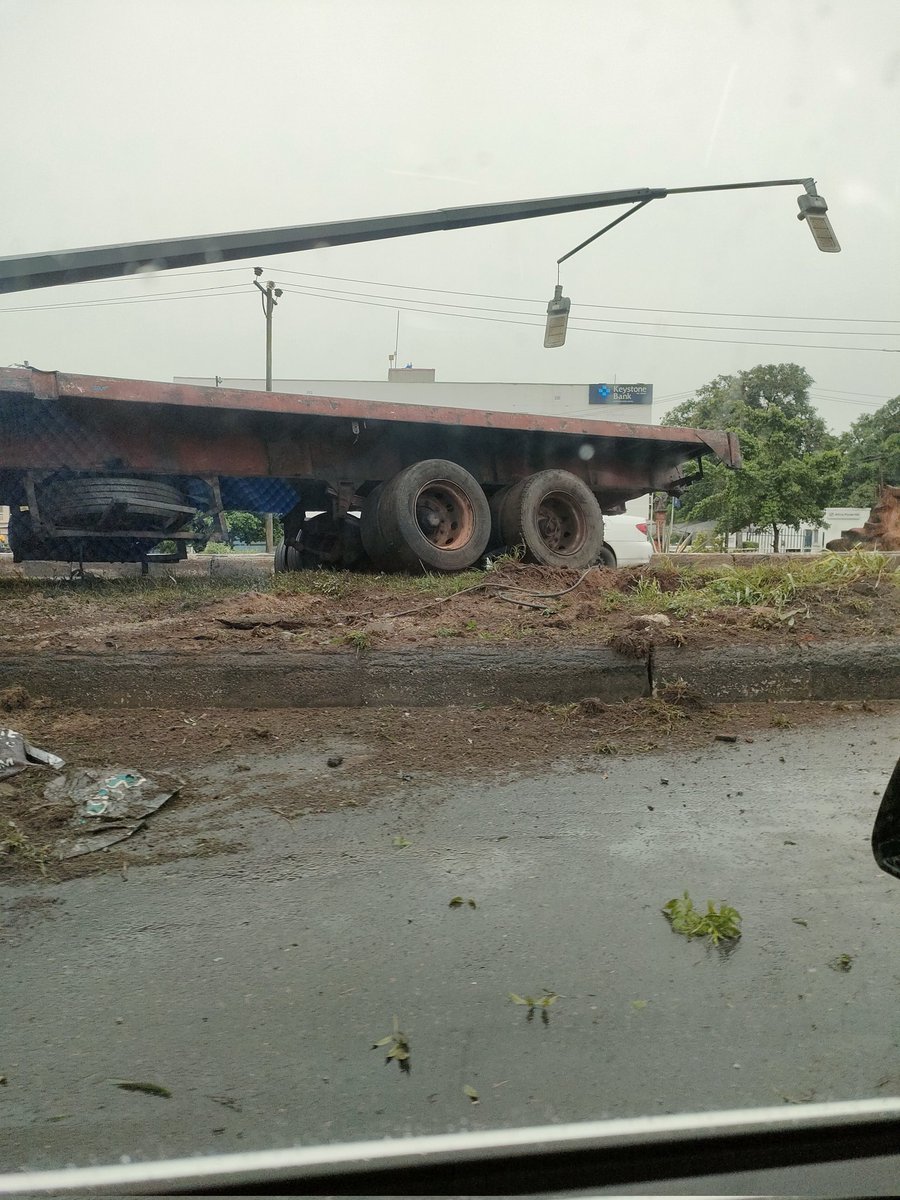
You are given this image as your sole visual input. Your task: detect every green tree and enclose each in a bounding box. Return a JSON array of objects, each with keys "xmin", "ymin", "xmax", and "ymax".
[
  {"xmin": 838, "ymin": 395, "xmax": 900, "ymax": 507},
  {"xmin": 187, "ymin": 510, "xmax": 283, "ymax": 549},
  {"xmin": 691, "ymin": 405, "xmax": 842, "ymax": 552},
  {"xmin": 223, "ymin": 511, "xmax": 267, "ymax": 546},
  {"xmin": 663, "ymin": 364, "xmax": 836, "ymax": 521}
]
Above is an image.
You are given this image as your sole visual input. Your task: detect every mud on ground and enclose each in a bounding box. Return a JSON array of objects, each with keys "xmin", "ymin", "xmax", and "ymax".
[
  {"xmin": 2, "ymin": 685, "xmax": 895, "ymax": 884},
  {"xmin": 1, "ymin": 559, "xmax": 898, "ymax": 659}
]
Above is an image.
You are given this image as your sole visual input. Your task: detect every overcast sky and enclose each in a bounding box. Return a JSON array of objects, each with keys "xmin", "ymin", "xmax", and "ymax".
[{"xmin": 2, "ymin": 0, "xmax": 898, "ymax": 430}]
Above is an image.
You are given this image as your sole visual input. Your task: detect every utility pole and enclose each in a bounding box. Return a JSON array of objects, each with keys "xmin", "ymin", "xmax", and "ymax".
[{"xmin": 253, "ymin": 268, "xmax": 283, "ymax": 552}]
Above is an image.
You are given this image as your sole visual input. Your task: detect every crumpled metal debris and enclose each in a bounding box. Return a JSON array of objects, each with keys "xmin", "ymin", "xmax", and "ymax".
[
  {"xmin": 47, "ymin": 768, "xmax": 181, "ymax": 859},
  {"xmin": 0, "ymin": 727, "xmax": 66, "ymax": 781}
]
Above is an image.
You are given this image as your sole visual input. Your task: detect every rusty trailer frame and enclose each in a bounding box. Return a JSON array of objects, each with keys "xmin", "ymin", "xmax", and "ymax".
[{"xmin": 0, "ymin": 367, "xmax": 740, "ymax": 565}]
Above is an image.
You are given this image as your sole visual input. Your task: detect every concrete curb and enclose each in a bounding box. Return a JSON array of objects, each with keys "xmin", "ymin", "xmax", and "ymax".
[
  {"xmin": 1, "ymin": 647, "xmax": 648, "ymax": 710},
  {"xmin": 2, "ymin": 640, "xmax": 897, "ymax": 709},
  {"xmin": 654, "ymin": 640, "xmax": 900, "ymax": 703}
]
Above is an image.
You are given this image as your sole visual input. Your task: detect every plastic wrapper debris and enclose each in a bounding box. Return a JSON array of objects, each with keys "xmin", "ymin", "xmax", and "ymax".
[
  {"xmin": 47, "ymin": 768, "xmax": 181, "ymax": 859},
  {"xmin": 0, "ymin": 727, "xmax": 66, "ymax": 781}
]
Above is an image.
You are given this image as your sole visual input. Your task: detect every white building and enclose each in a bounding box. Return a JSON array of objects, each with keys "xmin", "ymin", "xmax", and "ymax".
[
  {"xmin": 174, "ymin": 371, "xmax": 655, "ymax": 425},
  {"xmin": 732, "ymin": 508, "xmax": 872, "ymax": 553}
]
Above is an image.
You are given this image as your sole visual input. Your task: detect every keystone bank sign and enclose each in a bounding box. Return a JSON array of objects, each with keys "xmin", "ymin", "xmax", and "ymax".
[{"xmin": 589, "ymin": 383, "xmax": 653, "ymax": 405}]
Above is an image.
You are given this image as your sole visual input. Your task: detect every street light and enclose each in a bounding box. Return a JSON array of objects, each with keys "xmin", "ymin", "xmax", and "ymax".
[
  {"xmin": 797, "ymin": 189, "xmax": 841, "ymax": 253},
  {"xmin": 0, "ymin": 175, "xmax": 841, "ymax": 294},
  {"xmin": 543, "ymin": 285, "xmax": 571, "ymax": 348},
  {"xmin": 545, "ymin": 176, "xmax": 840, "ymax": 347}
]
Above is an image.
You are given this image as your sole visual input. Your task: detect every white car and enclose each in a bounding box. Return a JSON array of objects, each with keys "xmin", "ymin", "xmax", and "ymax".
[{"xmin": 600, "ymin": 512, "xmax": 654, "ymax": 566}]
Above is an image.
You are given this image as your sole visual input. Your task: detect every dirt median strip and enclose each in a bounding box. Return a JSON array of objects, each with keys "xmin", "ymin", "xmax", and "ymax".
[{"xmin": 2, "ymin": 639, "xmax": 897, "ymax": 709}]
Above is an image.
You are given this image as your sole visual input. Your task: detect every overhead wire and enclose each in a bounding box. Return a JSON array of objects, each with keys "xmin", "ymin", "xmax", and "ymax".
[
  {"xmin": 4, "ymin": 259, "xmax": 896, "ymax": 331},
  {"xmin": 0, "ymin": 282, "xmax": 250, "ymax": 314},
  {"xmin": 1, "ymin": 264, "xmax": 896, "ymax": 361},
  {"xmin": 274, "ymin": 282, "xmax": 899, "ymax": 354},
  {"xmin": 3, "ymin": 268, "xmax": 897, "ymax": 348},
  {"xmin": 260, "ymin": 279, "xmax": 900, "ymax": 338},
  {"xmin": 263, "ymin": 266, "xmax": 900, "ymax": 325}
]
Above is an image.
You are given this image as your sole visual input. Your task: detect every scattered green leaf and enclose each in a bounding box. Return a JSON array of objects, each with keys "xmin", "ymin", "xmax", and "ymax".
[
  {"xmin": 467, "ymin": 898, "xmax": 477, "ymax": 909},
  {"xmin": 663, "ymin": 892, "xmax": 742, "ymax": 944},
  {"xmin": 464, "ymin": 1085, "xmax": 479, "ymax": 1103},
  {"xmin": 631, "ymin": 999, "xmax": 649, "ymax": 1009},
  {"xmin": 508, "ymin": 990, "xmax": 558, "ymax": 1023},
  {"xmin": 792, "ymin": 917, "xmax": 809, "ymax": 927},
  {"xmin": 829, "ymin": 953, "xmax": 853, "ymax": 972},
  {"xmin": 391, "ymin": 835, "xmax": 411, "ymax": 849},
  {"xmin": 114, "ymin": 1080, "xmax": 172, "ymax": 1099},
  {"xmin": 449, "ymin": 896, "xmax": 464, "ymax": 907},
  {"xmin": 373, "ymin": 1015, "xmax": 411, "ymax": 1073}
]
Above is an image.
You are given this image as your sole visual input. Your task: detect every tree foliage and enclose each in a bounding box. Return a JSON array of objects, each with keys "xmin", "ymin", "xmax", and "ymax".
[
  {"xmin": 188, "ymin": 510, "xmax": 283, "ymax": 548},
  {"xmin": 665, "ymin": 363, "xmax": 830, "ymax": 450},
  {"xmin": 663, "ymin": 364, "xmax": 839, "ymax": 537},
  {"xmin": 838, "ymin": 395, "xmax": 900, "ymax": 507},
  {"xmin": 690, "ymin": 405, "xmax": 842, "ymax": 551}
]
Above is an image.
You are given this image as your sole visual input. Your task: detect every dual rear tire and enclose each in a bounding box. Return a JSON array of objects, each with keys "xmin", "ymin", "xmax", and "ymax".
[
  {"xmin": 361, "ymin": 460, "xmax": 491, "ymax": 573},
  {"xmin": 361, "ymin": 462, "xmax": 604, "ymax": 573},
  {"xmin": 490, "ymin": 469, "xmax": 605, "ymax": 568},
  {"xmin": 275, "ymin": 461, "xmax": 606, "ymax": 575}
]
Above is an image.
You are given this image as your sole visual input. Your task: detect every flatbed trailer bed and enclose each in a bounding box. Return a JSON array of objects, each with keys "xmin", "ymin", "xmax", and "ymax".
[{"xmin": 0, "ymin": 367, "xmax": 741, "ymax": 571}]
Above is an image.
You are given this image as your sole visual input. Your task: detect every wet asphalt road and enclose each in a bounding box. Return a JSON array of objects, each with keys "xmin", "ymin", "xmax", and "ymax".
[{"xmin": 1, "ymin": 712, "xmax": 899, "ymax": 1180}]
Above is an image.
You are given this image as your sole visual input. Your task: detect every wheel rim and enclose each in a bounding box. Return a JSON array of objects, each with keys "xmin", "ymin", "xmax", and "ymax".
[
  {"xmin": 414, "ymin": 480, "xmax": 475, "ymax": 551},
  {"xmin": 535, "ymin": 491, "xmax": 587, "ymax": 556}
]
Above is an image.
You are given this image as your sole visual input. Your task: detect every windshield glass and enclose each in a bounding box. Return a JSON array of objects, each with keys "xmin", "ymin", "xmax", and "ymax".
[{"xmin": 1, "ymin": 0, "xmax": 898, "ymax": 1183}]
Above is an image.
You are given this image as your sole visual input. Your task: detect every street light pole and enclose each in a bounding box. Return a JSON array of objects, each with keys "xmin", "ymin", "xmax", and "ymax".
[
  {"xmin": 0, "ymin": 176, "xmax": 840, "ymax": 294},
  {"xmin": 253, "ymin": 268, "xmax": 283, "ymax": 551},
  {"xmin": 253, "ymin": 268, "xmax": 283, "ymax": 391}
]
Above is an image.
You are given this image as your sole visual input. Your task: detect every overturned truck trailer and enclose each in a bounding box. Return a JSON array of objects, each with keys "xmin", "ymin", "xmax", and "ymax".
[{"xmin": 0, "ymin": 367, "xmax": 741, "ymax": 572}]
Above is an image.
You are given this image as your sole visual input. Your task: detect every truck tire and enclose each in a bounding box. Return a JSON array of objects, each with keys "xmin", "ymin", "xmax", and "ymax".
[
  {"xmin": 274, "ymin": 540, "xmax": 303, "ymax": 573},
  {"xmin": 495, "ymin": 469, "xmax": 605, "ymax": 568},
  {"xmin": 372, "ymin": 460, "xmax": 491, "ymax": 573},
  {"xmin": 360, "ymin": 484, "xmax": 394, "ymax": 571},
  {"xmin": 41, "ymin": 476, "xmax": 193, "ymax": 530},
  {"xmin": 488, "ymin": 484, "xmax": 515, "ymax": 549},
  {"xmin": 298, "ymin": 512, "xmax": 365, "ymax": 570}
]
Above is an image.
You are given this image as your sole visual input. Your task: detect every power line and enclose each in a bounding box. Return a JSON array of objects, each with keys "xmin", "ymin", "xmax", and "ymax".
[
  {"xmin": 2, "ymin": 266, "xmax": 897, "ymax": 357},
  {"xmin": 8, "ymin": 265, "xmax": 251, "ymax": 288},
  {"xmin": 0, "ymin": 282, "xmax": 249, "ymax": 315},
  {"xmin": 810, "ymin": 385, "xmax": 896, "ymax": 400},
  {"xmin": 276, "ymin": 283, "xmax": 899, "ymax": 354},
  {"xmin": 265, "ymin": 266, "xmax": 900, "ymax": 325},
  {"xmin": 809, "ymin": 391, "xmax": 888, "ymax": 408},
  {"xmin": 269, "ymin": 279, "xmax": 898, "ymax": 338}
]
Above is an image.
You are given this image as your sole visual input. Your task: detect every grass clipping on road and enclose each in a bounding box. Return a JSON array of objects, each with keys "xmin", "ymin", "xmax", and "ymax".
[{"xmin": 663, "ymin": 892, "xmax": 743, "ymax": 945}]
